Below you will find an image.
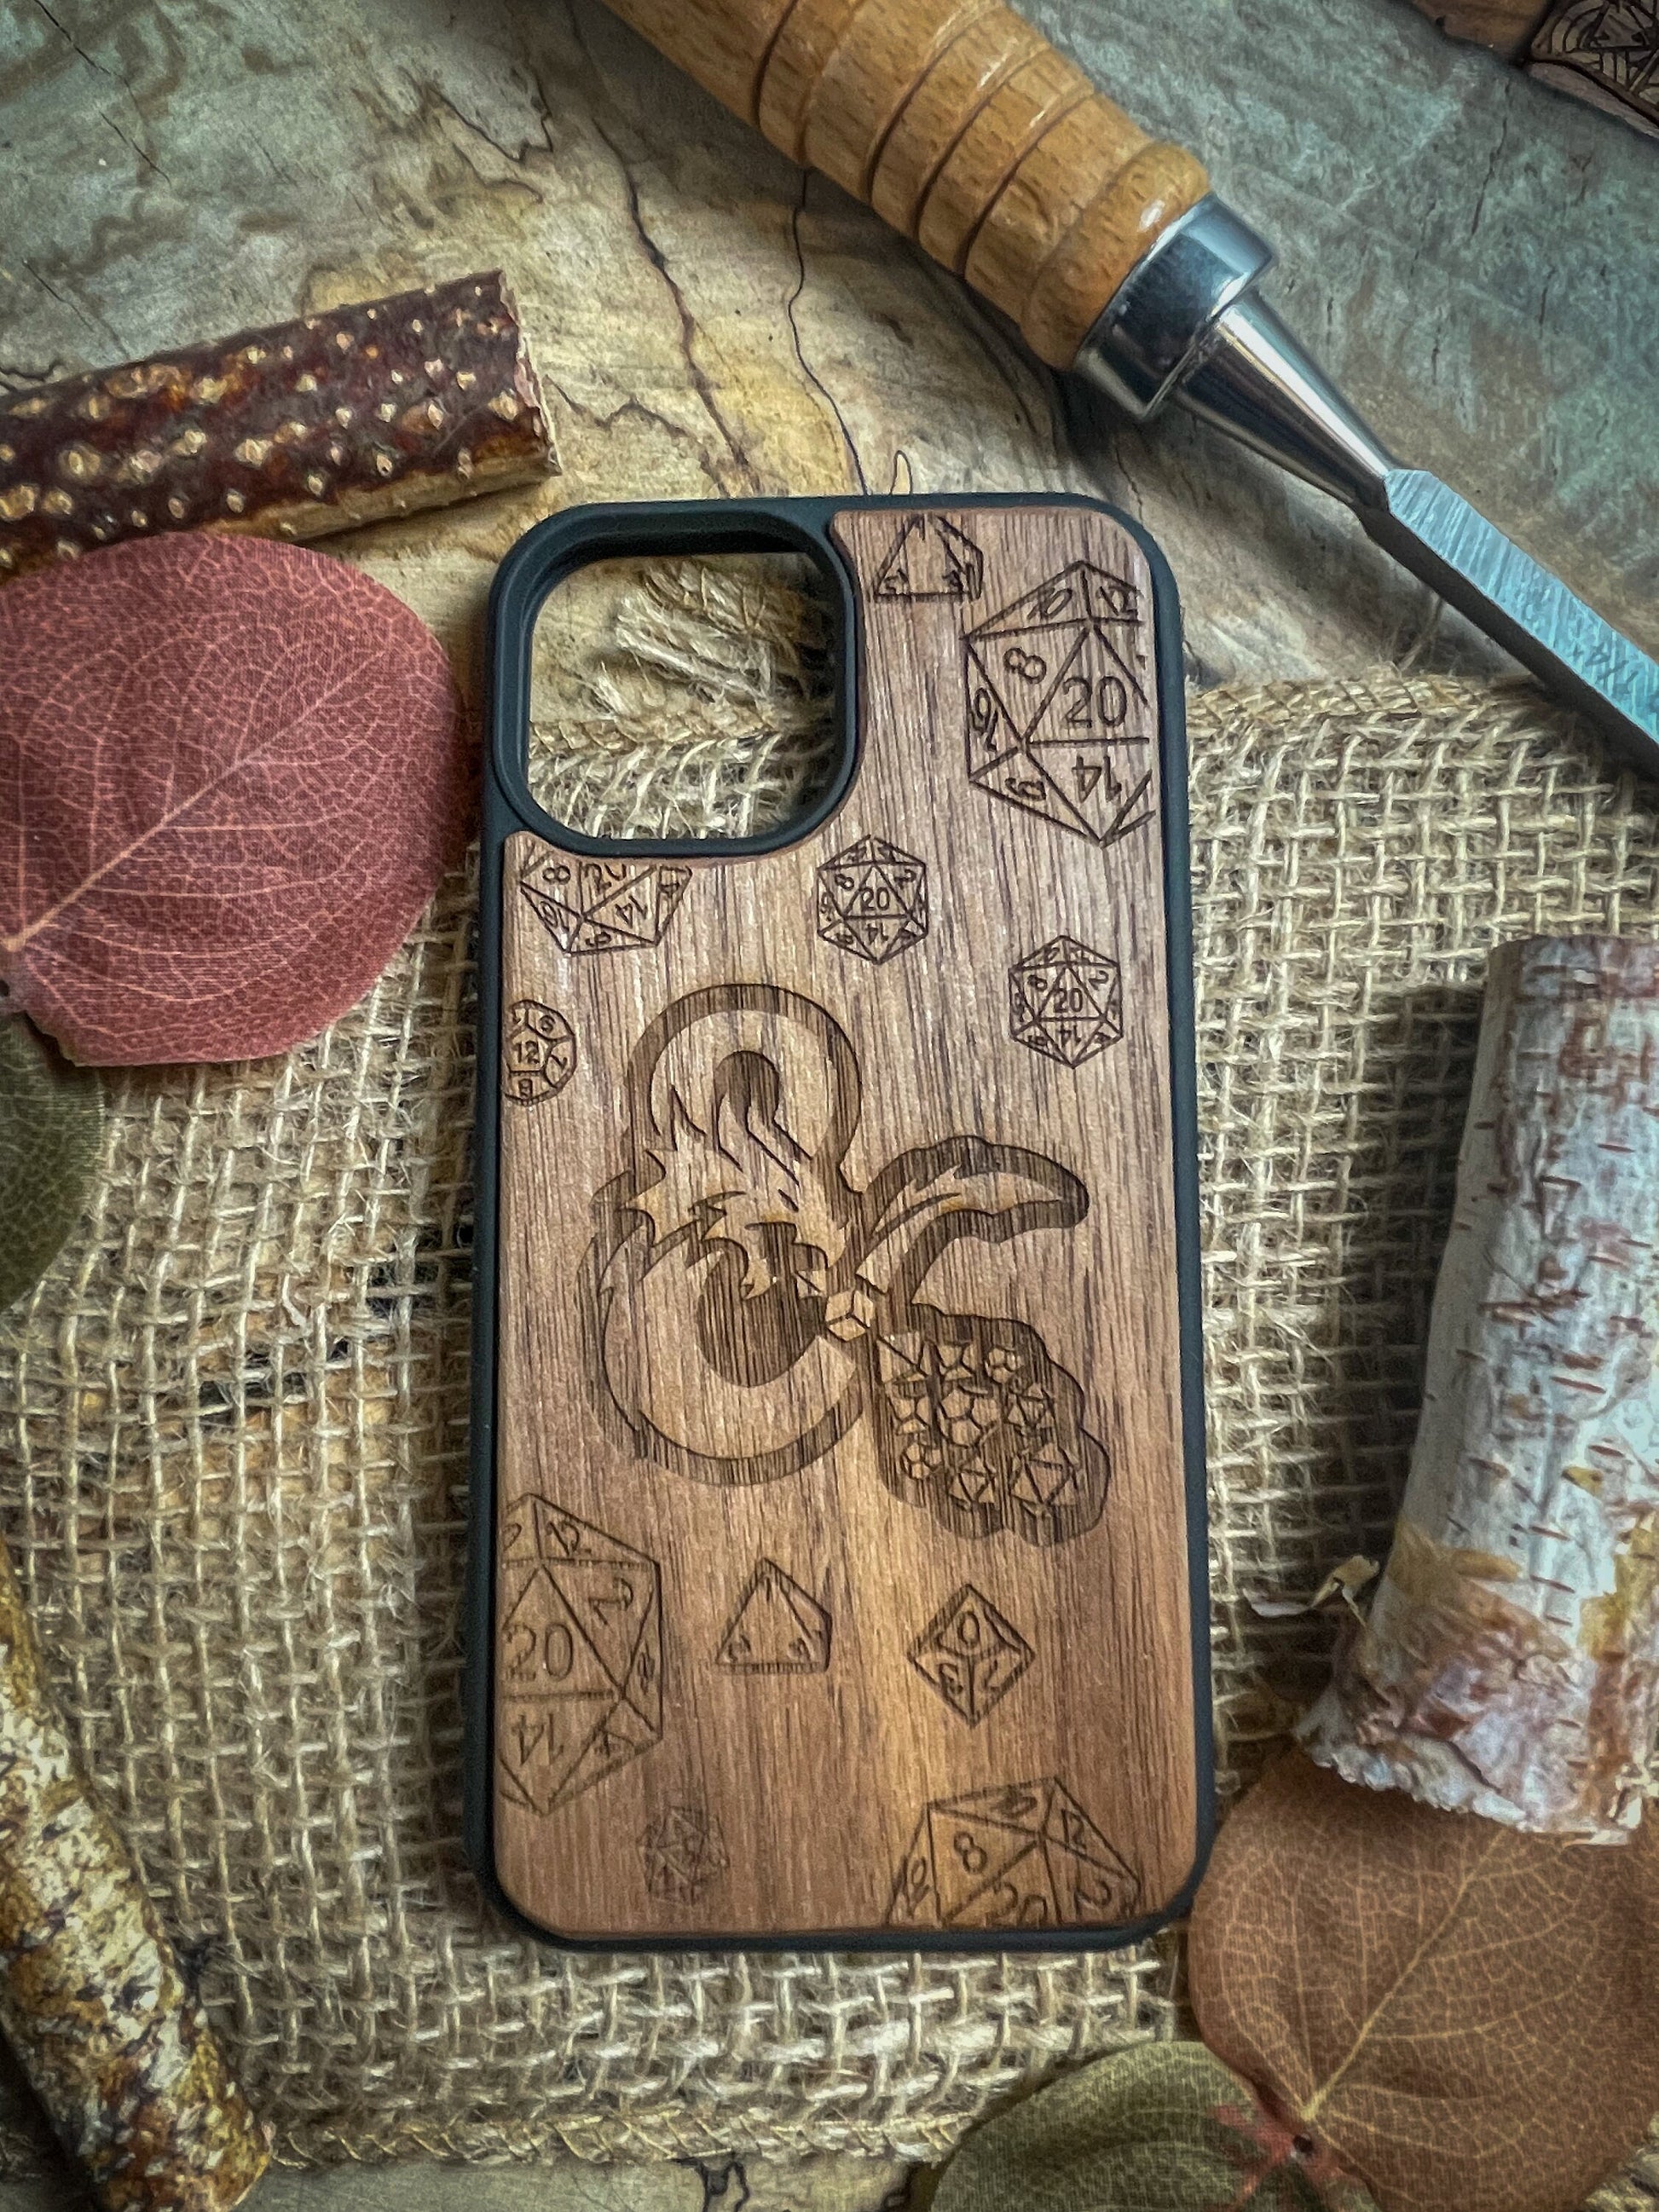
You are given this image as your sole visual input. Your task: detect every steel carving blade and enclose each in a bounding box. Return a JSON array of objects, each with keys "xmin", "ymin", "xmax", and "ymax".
[{"xmin": 1362, "ymin": 471, "xmax": 1659, "ymax": 774}]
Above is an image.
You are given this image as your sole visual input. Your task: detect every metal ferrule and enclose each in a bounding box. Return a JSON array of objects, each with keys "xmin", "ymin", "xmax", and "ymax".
[
  {"xmin": 1074, "ymin": 194, "xmax": 1398, "ymax": 511},
  {"xmin": 1072, "ymin": 196, "xmax": 1273, "ymax": 423}
]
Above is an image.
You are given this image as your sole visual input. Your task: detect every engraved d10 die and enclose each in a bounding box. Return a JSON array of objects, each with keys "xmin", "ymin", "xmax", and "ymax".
[
  {"xmin": 1009, "ymin": 936, "xmax": 1123, "ymax": 1068},
  {"xmin": 815, "ymin": 836, "xmax": 928, "ymax": 965},
  {"xmin": 503, "ymin": 1000, "xmax": 576, "ymax": 1105},
  {"xmin": 909, "ymin": 1584, "xmax": 1033, "ymax": 1725}
]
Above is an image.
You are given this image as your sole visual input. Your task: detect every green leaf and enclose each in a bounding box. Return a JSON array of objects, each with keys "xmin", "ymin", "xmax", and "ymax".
[
  {"xmin": 932, "ymin": 2042, "xmax": 1381, "ymax": 2212},
  {"xmin": 0, "ymin": 1016, "xmax": 101, "ymax": 1313}
]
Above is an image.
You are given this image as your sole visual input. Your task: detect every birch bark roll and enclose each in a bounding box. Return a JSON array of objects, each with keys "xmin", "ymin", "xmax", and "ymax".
[
  {"xmin": 0, "ymin": 1539, "xmax": 269, "ymax": 2207},
  {"xmin": 1300, "ymin": 935, "xmax": 1659, "ymax": 1841}
]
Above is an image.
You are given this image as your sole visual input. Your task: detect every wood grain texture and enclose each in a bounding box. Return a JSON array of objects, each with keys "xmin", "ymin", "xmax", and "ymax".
[
  {"xmin": 491, "ymin": 502, "xmax": 1200, "ymax": 1942},
  {"xmin": 1408, "ymin": 0, "xmax": 1549, "ymax": 54},
  {"xmin": 599, "ymin": 0, "xmax": 1206, "ymax": 367}
]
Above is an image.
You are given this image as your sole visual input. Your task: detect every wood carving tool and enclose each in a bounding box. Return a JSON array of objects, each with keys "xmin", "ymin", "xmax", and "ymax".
[
  {"xmin": 596, "ymin": 0, "xmax": 1659, "ymax": 770},
  {"xmin": 468, "ymin": 494, "xmax": 1210, "ymax": 1949}
]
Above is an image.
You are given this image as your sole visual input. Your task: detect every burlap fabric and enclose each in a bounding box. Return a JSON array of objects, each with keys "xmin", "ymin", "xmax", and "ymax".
[{"xmin": 2, "ymin": 563, "xmax": 1656, "ymax": 2179}]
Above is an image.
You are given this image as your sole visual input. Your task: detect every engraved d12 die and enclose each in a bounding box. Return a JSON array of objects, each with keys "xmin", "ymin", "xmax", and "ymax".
[
  {"xmin": 503, "ymin": 1000, "xmax": 576, "ymax": 1105},
  {"xmin": 1009, "ymin": 936, "xmax": 1123, "ymax": 1068},
  {"xmin": 815, "ymin": 835, "xmax": 928, "ymax": 965},
  {"xmin": 887, "ymin": 1777, "xmax": 1140, "ymax": 1932},
  {"xmin": 496, "ymin": 1499, "xmax": 662, "ymax": 1816}
]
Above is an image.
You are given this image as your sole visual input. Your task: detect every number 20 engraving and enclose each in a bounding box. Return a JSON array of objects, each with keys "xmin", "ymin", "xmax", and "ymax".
[{"xmin": 1062, "ymin": 674, "xmax": 1127, "ymax": 728}]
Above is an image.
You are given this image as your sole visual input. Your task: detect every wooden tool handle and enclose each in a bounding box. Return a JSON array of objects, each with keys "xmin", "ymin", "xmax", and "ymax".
[{"xmin": 601, "ymin": 0, "xmax": 1208, "ymax": 369}]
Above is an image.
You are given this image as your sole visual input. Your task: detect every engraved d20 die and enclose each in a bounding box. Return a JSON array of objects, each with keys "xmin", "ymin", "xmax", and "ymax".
[
  {"xmin": 520, "ymin": 855, "xmax": 690, "ymax": 955},
  {"xmin": 503, "ymin": 1000, "xmax": 575, "ymax": 1105},
  {"xmin": 496, "ymin": 1501, "xmax": 662, "ymax": 1816},
  {"xmin": 1042, "ymin": 1781, "xmax": 1142, "ymax": 1922},
  {"xmin": 887, "ymin": 1778, "xmax": 1139, "ymax": 1932},
  {"xmin": 1009, "ymin": 936, "xmax": 1123, "ymax": 1068},
  {"xmin": 964, "ymin": 562, "xmax": 1154, "ymax": 851},
  {"xmin": 642, "ymin": 1805, "xmax": 728, "ymax": 1903},
  {"xmin": 815, "ymin": 836, "xmax": 928, "ymax": 965}
]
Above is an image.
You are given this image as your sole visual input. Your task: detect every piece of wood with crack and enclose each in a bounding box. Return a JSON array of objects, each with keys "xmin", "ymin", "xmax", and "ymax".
[
  {"xmin": 0, "ymin": 272, "xmax": 555, "ymax": 582},
  {"xmin": 1299, "ymin": 934, "xmax": 1659, "ymax": 1841}
]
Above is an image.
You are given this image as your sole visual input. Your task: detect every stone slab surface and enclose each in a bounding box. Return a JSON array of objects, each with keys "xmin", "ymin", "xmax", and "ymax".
[{"xmin": 1, "ymin": 0, "xmax": 1654, "ymax": 693}]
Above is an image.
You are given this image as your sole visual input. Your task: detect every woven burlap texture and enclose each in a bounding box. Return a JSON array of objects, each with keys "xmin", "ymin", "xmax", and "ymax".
[{"xmin": 3, "ymin": 563, "xmax": 1656, "ymax": 2178}]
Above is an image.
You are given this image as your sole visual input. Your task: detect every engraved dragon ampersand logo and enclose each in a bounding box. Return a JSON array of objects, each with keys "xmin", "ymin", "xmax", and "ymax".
[{"xmin": 584, "ymin": 984, "xmax": 1108, "ymax": 1546}]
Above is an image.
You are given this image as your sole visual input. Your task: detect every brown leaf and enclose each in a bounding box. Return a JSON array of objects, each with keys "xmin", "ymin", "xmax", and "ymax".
[
  {"xmin": 1188, "ymin": 1748, "xmax": 1659, "ymax": 2212},
  {"xmin": 0, "ymin": 533, "xmax": 468, "ymax": 1065}
]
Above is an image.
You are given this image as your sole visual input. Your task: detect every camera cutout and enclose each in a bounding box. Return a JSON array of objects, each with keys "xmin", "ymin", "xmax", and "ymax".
[{"xmin": 527, "ymin": 551, "xmax": 844, "ymax": 852}]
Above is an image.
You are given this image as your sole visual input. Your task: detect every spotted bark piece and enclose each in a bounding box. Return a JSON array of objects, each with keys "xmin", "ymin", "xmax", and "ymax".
[{"xmin": 0, "ymin": 272, "xmax": 553, "ymax": 580}]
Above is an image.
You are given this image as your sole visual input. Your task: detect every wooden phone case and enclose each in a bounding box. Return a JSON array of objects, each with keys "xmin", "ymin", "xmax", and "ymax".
[{"xmin": 467, "ymin": 494, "xmax": 1211, "ymax": 1949}]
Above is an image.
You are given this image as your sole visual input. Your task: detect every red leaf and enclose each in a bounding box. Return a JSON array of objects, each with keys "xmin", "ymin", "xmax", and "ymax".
[{"xmin": 0, "ymin": 534, "xmax": 469, "ymax": 1065}]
